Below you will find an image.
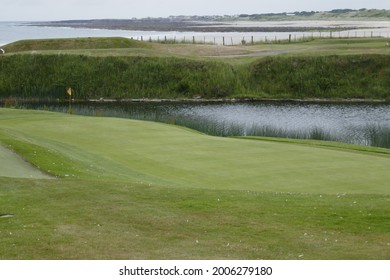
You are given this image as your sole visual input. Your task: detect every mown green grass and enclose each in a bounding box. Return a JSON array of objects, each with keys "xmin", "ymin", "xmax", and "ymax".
[
  {"xmin": 1, "ymin": 109, "xmax": 390, "ymax": 194},
  {"xmin": 0, "ymin": 109, "xmax": 389, "ymax": 259}
]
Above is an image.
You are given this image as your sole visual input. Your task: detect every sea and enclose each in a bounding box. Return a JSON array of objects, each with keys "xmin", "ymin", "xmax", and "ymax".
[{"xmin": 2, "ymin": 20, "xmax": 390, "ymax": 47}]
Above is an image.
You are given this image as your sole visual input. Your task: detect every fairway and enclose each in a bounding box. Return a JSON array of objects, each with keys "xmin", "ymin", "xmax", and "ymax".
[
  {"xmin": 1, "ymin": 108, "xmax": 390, "ymax": 194},
  {"xmin": 1, "ymin": 108, "xmax": 389, "ymax": 260}
]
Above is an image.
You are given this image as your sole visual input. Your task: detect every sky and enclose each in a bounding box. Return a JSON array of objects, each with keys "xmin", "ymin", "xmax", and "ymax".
[{"xmin": 1, "ymin": 0, "xmax": 389, "ymax": 21}]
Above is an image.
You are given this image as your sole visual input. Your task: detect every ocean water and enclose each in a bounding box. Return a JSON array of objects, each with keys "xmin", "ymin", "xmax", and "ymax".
[
  {"xmin": 2, "ymin": 21, "xmax": 389, "ymax": 47},
  {"xmin": 0, "ymin": 21, "xmax": 308, "ymax": 46}
]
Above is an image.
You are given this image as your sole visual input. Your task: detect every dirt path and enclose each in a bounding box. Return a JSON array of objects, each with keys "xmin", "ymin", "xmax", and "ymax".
[{"xmin": 0, "ymin": 145, "xmax": 52, "ymax": 179}]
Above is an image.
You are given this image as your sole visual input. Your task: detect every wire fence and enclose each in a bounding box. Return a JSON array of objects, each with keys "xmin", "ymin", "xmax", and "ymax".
[{"xmin": 130, "ymin": 30, "xmax": 390, "ymax": 46}]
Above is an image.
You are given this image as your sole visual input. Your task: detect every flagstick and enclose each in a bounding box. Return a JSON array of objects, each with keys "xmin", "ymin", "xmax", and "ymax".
[
  {"xmin": 68, "ymin": 93, "xmax": 72, "ymax": 114},
  {"xmin": 67, "ymin": 87, "xmax": 73, "ymax": 114}
]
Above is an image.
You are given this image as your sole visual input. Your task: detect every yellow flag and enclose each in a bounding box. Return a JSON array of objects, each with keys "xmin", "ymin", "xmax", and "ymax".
[{"xmin": 67, "ymin": 87, "xmax": 72, "ymax": 96}]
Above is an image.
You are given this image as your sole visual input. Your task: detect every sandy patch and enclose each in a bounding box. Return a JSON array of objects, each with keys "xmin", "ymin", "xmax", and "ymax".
[{"xmin": 0, "ymin": 144, "xmax": 52, "ymax": 179}]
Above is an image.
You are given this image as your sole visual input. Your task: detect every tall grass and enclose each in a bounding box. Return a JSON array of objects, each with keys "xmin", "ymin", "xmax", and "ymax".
[
  {"xmin": 249, "ymin": 55, "xmax": 390, "ymax": 100},
  {"xmin": 0, "ymin": 55, "xmax": 239, "ymax": 100},
  {"xmin": 366, "ymin": 124, "xmax": 390, "ymax": 148},
  {"xmin": 1, "ymin": 54, "xmax": 390, "ymax": 101}
]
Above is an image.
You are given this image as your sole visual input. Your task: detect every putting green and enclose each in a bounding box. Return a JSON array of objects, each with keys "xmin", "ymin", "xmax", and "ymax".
[
  {"xmin": 0, "ymin": 144, "xmax": 51, "ymax": 179},
  {"xmin": 1, "ymin": 108, "xmax": 390, "ymax": 194}
]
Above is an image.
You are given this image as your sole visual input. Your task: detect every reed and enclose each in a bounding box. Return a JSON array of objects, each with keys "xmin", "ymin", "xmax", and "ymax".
[{"xmin": 366, "ymin": 124, "xmax": 390, "ymax": 148}]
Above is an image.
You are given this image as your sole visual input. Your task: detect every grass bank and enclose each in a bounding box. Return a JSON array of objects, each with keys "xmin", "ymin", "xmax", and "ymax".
[
  {"xmin": 1, "ymin": 37, "xmax": 390, "ymax": 101},
  {"xmin": 0, "ymin": 54, "xmax": 239, "ymax": 100},
  {"xmin": 0, "ymin": 109, "xmax": 389, "ymax": 259}
]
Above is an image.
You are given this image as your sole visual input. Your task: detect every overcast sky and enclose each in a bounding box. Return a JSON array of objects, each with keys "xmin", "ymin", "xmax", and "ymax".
[{"xmin": 1, "ymin": 0, "xmax": 389, "ymax": 21}]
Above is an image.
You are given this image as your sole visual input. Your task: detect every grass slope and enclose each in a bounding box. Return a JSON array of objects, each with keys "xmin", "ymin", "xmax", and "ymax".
[{"xmin": 1, "ymin": 109, "xmax": 389, "ymax": 259}]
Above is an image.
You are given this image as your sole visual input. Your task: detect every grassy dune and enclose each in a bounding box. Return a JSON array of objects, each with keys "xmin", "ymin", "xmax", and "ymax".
[{"xmin": 1, "ymin": 109, "xmax": 389, "ymax": 259}]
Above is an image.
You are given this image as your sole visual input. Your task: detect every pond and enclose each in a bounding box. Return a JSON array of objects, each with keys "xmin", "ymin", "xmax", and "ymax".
[{"xmin": 14, "ymin": 100, "xmax": 390, "ymax": 149}]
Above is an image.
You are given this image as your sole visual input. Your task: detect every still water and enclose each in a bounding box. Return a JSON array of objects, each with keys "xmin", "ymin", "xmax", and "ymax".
[{"xmin": 18, "ymin": 101, "xmax": 390, "ymax": 148}]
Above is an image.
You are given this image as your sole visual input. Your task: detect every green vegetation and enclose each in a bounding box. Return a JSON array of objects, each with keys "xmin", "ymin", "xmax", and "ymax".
[
  {"xmin": 1, "ymin": 37, "xmax": 390, "ymax": 259},
  {"xmin": 1, "ymin": 37, "xmax": 390, "ymax": 101},
  {"xmin": 0, "ymin": 109, "xmax": 389, "ymax": 259},
  {"xmin": 250, "ymin": 55, "xmax": 390, "ymax": 99}
]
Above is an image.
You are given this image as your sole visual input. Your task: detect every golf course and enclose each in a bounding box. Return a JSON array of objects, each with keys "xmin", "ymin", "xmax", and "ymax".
[{"xmin": 0, "ymin": 36, "xmax": 390, "ymax": 259}]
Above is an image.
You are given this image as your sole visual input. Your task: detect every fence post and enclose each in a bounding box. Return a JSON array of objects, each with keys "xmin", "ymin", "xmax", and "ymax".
[
  {"xmin": 289, "ymin": 34, "xmax": 291, "ymax": 43},
  {"xmin": 251, "ymin": 36, "xmax": 254, "ymax": 45},
  {"xmin": 223, "ymin": 37, "xmax": 225, "ymax": 46},
  {"xmin": 193, "ymin": 36, "xmax": 195, "ymax": 44}
]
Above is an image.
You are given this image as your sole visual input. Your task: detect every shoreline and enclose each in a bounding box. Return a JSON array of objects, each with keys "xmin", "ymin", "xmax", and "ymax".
[{"xmin": 2, "ymin": 97, "xmax": 389, "ymax": 105}]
